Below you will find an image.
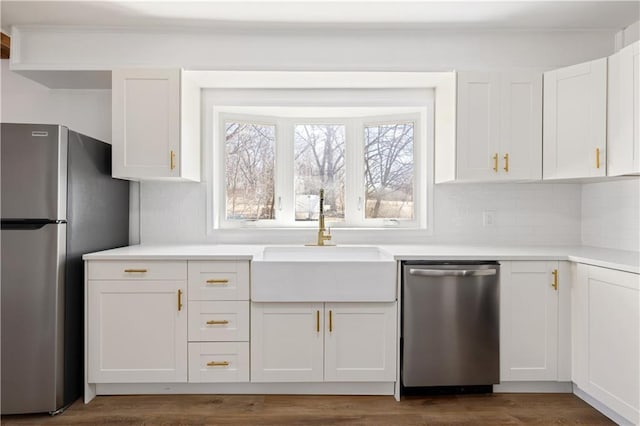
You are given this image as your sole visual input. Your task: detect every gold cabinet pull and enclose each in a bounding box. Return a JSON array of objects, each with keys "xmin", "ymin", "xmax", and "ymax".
[
  {"xmin": 170, "ymin": 150, "xmax": 176, "ymax": 170},
  {"xmin": 206, "ymin": 320, "xmax": 229, "ymax": 325},
  {"xmin": 503, "ymin": 153, "xmax": 509, "ymax": 172},
  {"xmin": 329, "ymin": 310, "xmax": 333, "ymax": 332},
  {"xmin": 206, "ymin": 279, "xmax": 229, "ymax": 285},
  {"xmin": 207, "ymin": 361, "xmax": 229, "ymax": 367},
  {"xmin": 177, "ymin": 289, "xmax": 183, "ymax": 311},
  {"xmin": 551, "ymin": 269, "xmax": 558, "ymax": 291},
  {"xmin": 596, "ymin": 148, "xmax": 601, "ymax": 169},
  {"xmin": 316, "ymin": 310, "xmax": 320, "ymax": 332},
  {"xmin": 124, "ymin": 268, "xmax": 147, "ymax": 273},
  {"xmin": 492, "ymin": 153, "xmax": 499, "ymax": 172}
]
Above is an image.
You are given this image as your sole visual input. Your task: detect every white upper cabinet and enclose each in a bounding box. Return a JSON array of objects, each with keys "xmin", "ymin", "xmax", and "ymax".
[
  {"xmin": 543, "ymin": 58, "xmax": 607, "ymax": 179},
  {"xmin": 500, "ymin": 73, "xmax": 543, "ymax": 180},
  {"xmin": 112, "ymin": 69, "xmax": 201, "ymax": 181},
  {"xmin": 456, "ymin": 72, "xmax": 501, "ymax": 181},
  {"xmin": 608, "ymin": 41, "xmax": 640, "ymax": 176},
  {"xmin": 453, "ymin": 71, "xmax": 542, "ymax": 182}
]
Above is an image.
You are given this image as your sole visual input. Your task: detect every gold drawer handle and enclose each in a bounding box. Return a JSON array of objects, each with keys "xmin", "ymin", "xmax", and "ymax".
[
  {"xmin": 124, "ymin": 269, "xmax": 148, "ymax": 273},
  {"xmin": 170, "ymin": 150, "xmax": 176, "ymax": 170},
  {"xmin": 177, "ymin": 289, "xmax": 183, "ymax": 311},
  {"xmin": 206, "ymin": 320, "xmax": 229, "ymax": 325},
  {"xmin": 207, "ymin": 361, "xmax": 229, "ymax": 367},
  {"xmin": 596, "ymin": 148, "xmax": 601, "ymax": 169},
  {"xmin": 206, "ymin": 279, "xmax": 229, "ymax": 285},
  {"xmin": 552, "ymin": 269, "xmax": 559, "ymax": 291},
  {"xmin": 492, "ymin": 153, "xmax": 498, "ymax": 172},
  {"xmin": 503, "ymin": 153, "xmax": 509, "ymax": 172}
]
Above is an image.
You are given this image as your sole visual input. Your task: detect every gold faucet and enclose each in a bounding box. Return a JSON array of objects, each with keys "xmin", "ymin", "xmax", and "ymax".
[{"xmin": 309, "ymin": 189, "xmax": 333, "ymax": 246}]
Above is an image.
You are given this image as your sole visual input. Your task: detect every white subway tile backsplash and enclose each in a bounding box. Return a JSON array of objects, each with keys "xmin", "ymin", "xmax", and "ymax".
[
  {"xmin": 139, "ymin": 181, "xmax": 585, "ymax": 246},
  {"xmin": 581, "ymin": 179, "xmax": 640, "ymax": 251},
  {"xmin": 429, "ymin": 183, "xmax": 581, "ymax": 245}
]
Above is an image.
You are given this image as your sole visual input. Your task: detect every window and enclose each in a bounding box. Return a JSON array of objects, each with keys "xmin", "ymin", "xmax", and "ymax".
[
  {"xmin": 224, "ymin": 122, "xmax": 276, "ymax": 221},
  {"xmin": 294, "ymin": 124, "xmax": 345, "ymax": 221},
  {"xmin": 364, "ymin": 122, "xmax": 414, "ymax": 220},
  {"xmin": 200, "ymin": 72, "xmax": 452, "ymax": 234},
  {"xmin": 214, "ymin": 110, "xmax": 426, "ymax": 229}
]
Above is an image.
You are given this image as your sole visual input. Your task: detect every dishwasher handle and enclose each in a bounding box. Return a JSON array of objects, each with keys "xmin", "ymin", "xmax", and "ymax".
[{"xmin": 408, "ymin": 268, "xmax": 497, "ymax": 277}]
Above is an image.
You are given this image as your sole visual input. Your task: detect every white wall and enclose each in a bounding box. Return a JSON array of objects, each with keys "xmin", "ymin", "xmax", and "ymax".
[
  {"xmin": 615, "ymin": 20, "xmax": 640, "ymax": 49},
  {"xmin": 4, "ymin": 27, "xmax": 629, "ymax": 247},
  {"xmin": 14, "ymin": 27, "xmax": 615, "ymax": 72},
  {"xmin": 0, "ymin": 60, "xmax": 111, "ymax": 142},
  {"xmin": 139, "ymin": 181, "xmax": 581, "ymax": 245},
  {"xmin": 581, "ymin": 179, "xmax": 640, "ymax": 252},
  {"xmin": 592, "ymin": 19, "xmax": 640, "ymax": 252},
  {"xmin": 0, "ymin": 60, "xmax": 142, "ymax": 244},
  {"xmin": 131, "ymin": 28, "xmax": 607, "ymax": 245}
]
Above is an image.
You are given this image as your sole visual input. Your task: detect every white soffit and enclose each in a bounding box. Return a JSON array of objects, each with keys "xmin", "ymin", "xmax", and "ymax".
[{"xmin": 1, "ymin": 1, "xmax": 639, "ymax": 31}]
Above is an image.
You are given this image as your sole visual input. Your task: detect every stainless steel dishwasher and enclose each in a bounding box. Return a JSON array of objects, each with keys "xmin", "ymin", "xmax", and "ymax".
[{"xmin": 402, "ymin": 261, "xmax": 500, "ymax": 389}]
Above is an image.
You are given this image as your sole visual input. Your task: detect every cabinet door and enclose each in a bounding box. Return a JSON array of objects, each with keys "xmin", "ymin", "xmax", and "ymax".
[
  {"xmin": 575, "ymin": 264, "xmax": 640, "ymax": 424},
  {"xmin": 112, "ymin": 69, "xmax": 181, "ymax": 180},
  {"xmin": 87, "ymin": 280, "xmax": 187, "ymax": 383},
  {"xmin": 250, "ymin": 303, "xmax": 324, "ymax": 382},
  {"xmin": 456, "ymin": 72, "xmax": 502, "ymax": 181},
  {"xmin": 500, "ymin": 72, "xmax": 542, "ymax": 180},
  {"xmin": 543, "ymin": 58, "xmax": 607, "ymax": 179},
  {"xmin": 608, "ymin": 41, "xmax": 640, "ymax": 176},
  {"xmin": 500, "ymin": 261, "xmax": 559, "ymax": 381},
  {"xmin": 324, "ymin": 303, "xmax": 396, "ymax": 382}
]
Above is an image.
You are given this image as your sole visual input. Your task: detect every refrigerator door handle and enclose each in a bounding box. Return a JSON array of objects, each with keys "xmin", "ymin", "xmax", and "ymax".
[{"xmin": 1, "ymin": 220, "xmax": 67, "ymax": 230}]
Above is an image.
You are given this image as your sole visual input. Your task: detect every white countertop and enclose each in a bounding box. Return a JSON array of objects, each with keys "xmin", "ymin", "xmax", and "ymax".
[{"xmin": 83, "ymin": 244, "xmax": 640, "ymax": 274}]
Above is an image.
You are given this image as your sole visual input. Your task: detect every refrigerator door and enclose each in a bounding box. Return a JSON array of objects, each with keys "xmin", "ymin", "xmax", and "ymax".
[
  {"xmin": 0, "ymin": 123, "xmax": 68, "ymax": 220},
  {"xmin": 1, "ymin": 222, "xmax": 66, "ymax": 414}
]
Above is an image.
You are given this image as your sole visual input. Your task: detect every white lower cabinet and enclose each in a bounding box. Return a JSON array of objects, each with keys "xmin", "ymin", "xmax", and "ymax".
[
  {"xmin": 573, "ymin": 264, "xmax": 639, "ymax": 424},
  {"xmin": 251, "ymin": 302, "xmax": 397, "ymax": 383},
  {"xmin": 87, "ymin": 280, "xmax": 188, "ymax": 383},
  {"xmin": 251, "ymin": 303, "xmax": 324, "ymax": 382},
  {"xmin": 187, "ymin": 261, "xmax": 250, "ymax": 383},
  {"xmin": 86, "ymin": 259, "xmax": 250, "ymax": 386},
  {"xmin": 188, "ymin": 342, "xmax": 249, "ymax": 383},
  {"xmin": 500, "ymin": 261, "xmax": 570, "ymax": 382},
  {"xmin": 188, "ymin": 301, "xmax": 249, "ymax": 342},
  {"xmin": 324, "ymin": 303, "xmax": 397, "ymax": 382}
]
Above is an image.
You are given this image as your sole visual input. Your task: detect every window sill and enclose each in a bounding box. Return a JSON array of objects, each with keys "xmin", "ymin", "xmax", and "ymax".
[{"xmin": 208, "ymin": 226, "xmax": 433, "ymax": 245}]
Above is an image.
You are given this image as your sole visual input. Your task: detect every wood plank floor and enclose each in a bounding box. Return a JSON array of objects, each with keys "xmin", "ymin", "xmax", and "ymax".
[{"xmin": 1, "ymin": 394, "xmax": 614, "ymax": 425}]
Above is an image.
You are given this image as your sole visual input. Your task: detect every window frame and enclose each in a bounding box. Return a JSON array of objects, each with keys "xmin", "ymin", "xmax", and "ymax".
[
  {"xmin": 218, "ymin": 113, "xmax": 279, "ymax": 227},
  {"xmin": 213, "ymin": 109, "xmax": 429, "ymax": 230},
  {"xmin": 351, "ymin": 113, "xmax": 425, "ymax": 229},
  {"xmin": 199, "ymin": 71, "xmax": 455, "ymax": 240}
]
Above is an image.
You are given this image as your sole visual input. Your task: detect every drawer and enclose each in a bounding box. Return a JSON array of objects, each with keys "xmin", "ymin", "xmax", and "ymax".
[
  {"xmin": 188, "ymin": 261, "xmax": 249, "ymax": 301},
  {"xmin": 188, "ymin": 342, "xmax": 249, "ymax": 383},
  {"xmin": 88, "ymin": 260, "xmax": 187, "ymax": 281},
  {"xmin": 188, "ymin": 301, "xmax": 249, "ymax": 341}
]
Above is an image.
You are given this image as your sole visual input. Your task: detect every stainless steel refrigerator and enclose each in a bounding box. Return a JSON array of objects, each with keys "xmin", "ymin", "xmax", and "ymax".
[{"xmin": 1, "ymin": 123, "xmax": 129, "ymax": 415}]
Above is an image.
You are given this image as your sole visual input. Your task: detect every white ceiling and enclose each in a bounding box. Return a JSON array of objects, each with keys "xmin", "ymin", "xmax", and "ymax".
[{"xmin": 1, "ymin": 1, "xmax": 639, "ymax": 31}]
